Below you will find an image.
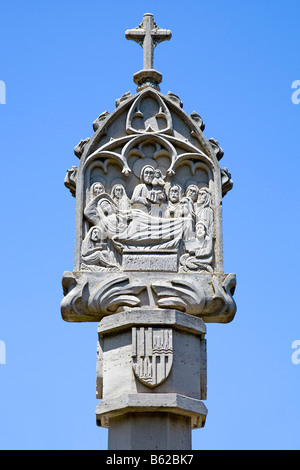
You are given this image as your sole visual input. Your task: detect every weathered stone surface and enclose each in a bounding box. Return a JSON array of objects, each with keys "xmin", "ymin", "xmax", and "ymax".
[
  {"xmin": 74, "ymin": 138, "xmax": 90, "ymax": 159},
  {"xmin": 123, "ymin": 250, "xmax": 178, "ymax": 272},
  {"xmin": 64, "ymin": 166, "xmax": 77, "ymax": 197},
  {"xmin": 96, "ymin": 310, "xmax": 207, "ymax": 418},
  {"xmin": 97, "ymin": 308, "xmax": 207, "ymax": 335},
  {"xmin": 96, "ymin": 393, "xmax": 207, "ymax": 430},
  {"xmin": 61, "ymin": 79, "xmax": 237, "ymax": 324},
  {"xmin": 62, "ymin": 12, "xmax": 237, "ymax": 320},
  {"xmin": 63, "ymin": 85, "xmax": 230, "ymax": 285},
  {"xmin": 95, "ymin": 307, "xmax": 207, "ymax": 449},
  {"xmin": 107, "ymin": 413, "xmax": 192, "ymax": 450},
  {"xmin": 126, "ymin": 13, "xmax": 171, "ymax": 92},
  {"xmin": 61, "ymin": 271, "xmax": 236, "ymax": 323},
  {"xmin": 61, "ymin": 12, "xmax": 237, "ymax": 450}
]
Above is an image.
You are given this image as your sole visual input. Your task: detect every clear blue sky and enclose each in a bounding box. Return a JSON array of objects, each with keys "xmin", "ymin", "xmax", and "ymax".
[{"xmin": 0, "ymin": 0, "xmax": 300, "ymax": 450}]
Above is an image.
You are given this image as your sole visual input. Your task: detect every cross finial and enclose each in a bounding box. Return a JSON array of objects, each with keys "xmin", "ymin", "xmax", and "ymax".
[{"xmin": 125, "ymin": 13, "xmax": 172, "ymax": 91}]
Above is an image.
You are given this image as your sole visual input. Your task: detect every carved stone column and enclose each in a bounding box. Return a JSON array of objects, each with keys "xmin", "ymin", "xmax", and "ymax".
[
  {"xmin": 61, "ymin": 13, "xmax": 237, "ymax": 450},
  {"xmin": 96, "ymin": 310, "xmax": 207, "ymax": 450}
]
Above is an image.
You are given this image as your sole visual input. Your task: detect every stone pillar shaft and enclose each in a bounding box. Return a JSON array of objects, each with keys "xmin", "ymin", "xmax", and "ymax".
[
  {"xmin": 96, "ymin": 309, "xmax": 207, "ymax": 450},
  {"xmin": 108, "ymin": 413, "xmax": 191, "ymax": 450}
]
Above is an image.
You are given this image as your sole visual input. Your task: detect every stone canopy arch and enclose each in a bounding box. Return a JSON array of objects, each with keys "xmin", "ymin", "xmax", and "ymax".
[{"xmin": 63, "ymin": 14, "xmax": 235, "ymax": 326}]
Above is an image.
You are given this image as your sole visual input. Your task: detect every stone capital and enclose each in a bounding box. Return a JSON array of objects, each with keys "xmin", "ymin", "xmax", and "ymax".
[
  {"xmin": 96, "ymin": 309, "xmax": 207, "ymax": 430},
  {"xmin": 96, "ymin": 393, "xmax": 207, "ymax": 430}
]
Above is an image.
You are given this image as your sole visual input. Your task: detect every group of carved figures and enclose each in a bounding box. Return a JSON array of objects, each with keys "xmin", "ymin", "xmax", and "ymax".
[{"xmin": 81, "ymin": 165, "xmax": 214, "ymax": 273}]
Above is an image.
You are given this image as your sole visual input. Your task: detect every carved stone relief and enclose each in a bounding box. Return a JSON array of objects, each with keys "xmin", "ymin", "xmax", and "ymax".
[
  {"xmin": 62, "ymin": 15, "xmax": 237, "ymax": 447},
  {"xmin": 62, "ymin": 86, "xmax": 236, "ymax": 324},
  {"xmin": 132, "ymin": 327, "xmax": 173, "ymax": 387}
]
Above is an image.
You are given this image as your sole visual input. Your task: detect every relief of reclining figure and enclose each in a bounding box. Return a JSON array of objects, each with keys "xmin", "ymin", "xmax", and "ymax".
[
  {"xmin": 62, "ymin": 82, "xmax": 236, "ymax": 324},
  {"xmin": 82, "ymin": 165, "xmax": 214, "ymax": 273}
]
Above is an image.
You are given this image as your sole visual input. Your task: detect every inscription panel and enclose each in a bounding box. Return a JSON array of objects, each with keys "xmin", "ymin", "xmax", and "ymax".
[{"xmin": 123, "ymin": 250, "xmax": 178, "ymax": 272}]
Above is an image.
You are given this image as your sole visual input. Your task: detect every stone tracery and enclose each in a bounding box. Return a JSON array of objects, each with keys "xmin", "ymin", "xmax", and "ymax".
[{"xmin": 62, "ymin": 26, "xmax": 235, "ymax": 324}]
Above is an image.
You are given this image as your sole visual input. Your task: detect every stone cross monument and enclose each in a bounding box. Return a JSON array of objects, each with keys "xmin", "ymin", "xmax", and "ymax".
[{"xmin": 62, "ymin": 13, "xmax": 237, "ymax": 450}]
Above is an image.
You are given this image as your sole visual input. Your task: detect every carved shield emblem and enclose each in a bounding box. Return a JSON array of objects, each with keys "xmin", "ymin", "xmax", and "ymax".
[{"xmin": 132, "ymin": 327, "xmax": 173, "ymax": 387}]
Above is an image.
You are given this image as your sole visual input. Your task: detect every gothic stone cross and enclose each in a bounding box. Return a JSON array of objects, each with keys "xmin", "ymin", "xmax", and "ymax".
[{"xmin": 126, "ymin": 13, "xmax": 172, "ymax": 70}]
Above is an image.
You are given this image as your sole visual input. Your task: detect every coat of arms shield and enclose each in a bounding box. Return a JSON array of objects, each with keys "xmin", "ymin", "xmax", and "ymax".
[{"xmin": 132, "ymin": 327, "xmax": 173, "ymax": 387}]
